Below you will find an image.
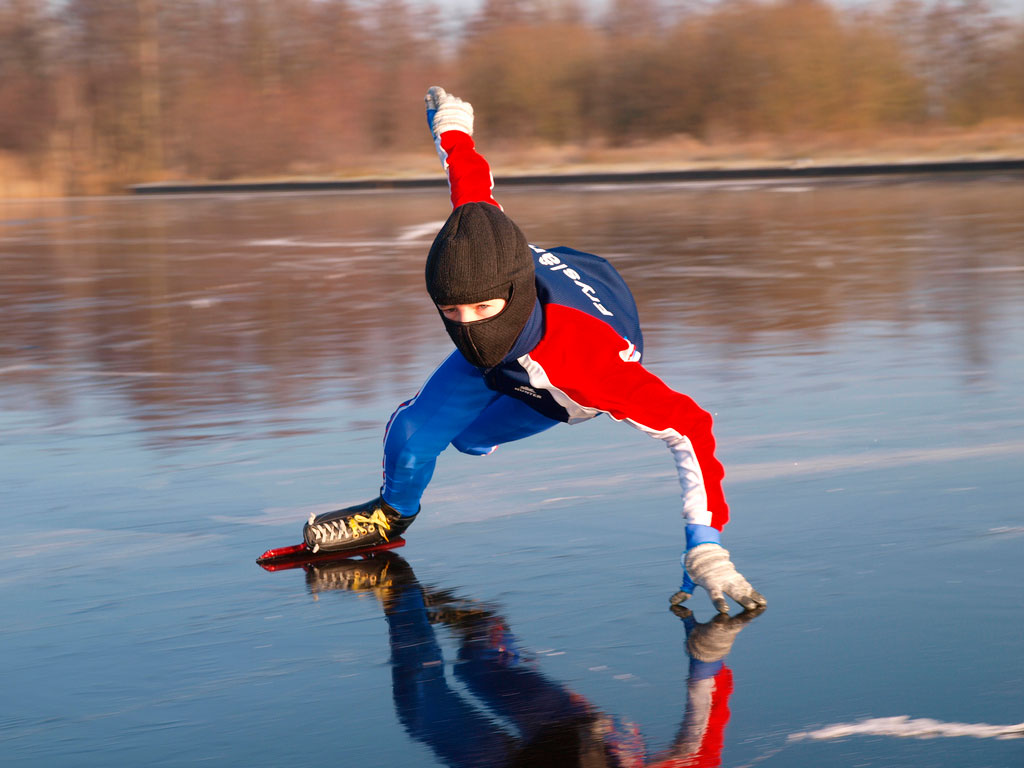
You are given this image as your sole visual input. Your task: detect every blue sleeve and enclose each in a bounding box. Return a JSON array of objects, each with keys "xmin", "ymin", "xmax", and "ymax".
[{"xmin": 685, "ymin": 523, "xmax": 721, "ymax": 549}]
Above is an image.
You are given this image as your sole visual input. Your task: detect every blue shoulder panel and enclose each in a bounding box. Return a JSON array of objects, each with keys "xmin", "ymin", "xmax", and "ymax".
[
  {"xmin": 485, "ymin": 244, "xmax": 644, "ymax": 422},
  {"xmin": 530, "ymin": 245, "xmax": 643, "ymax": 355}
]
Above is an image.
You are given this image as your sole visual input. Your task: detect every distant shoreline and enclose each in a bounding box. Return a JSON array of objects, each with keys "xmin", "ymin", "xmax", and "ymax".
[{"xmin": 129, "ymin": 158, "xmax": 1024, "ymax": 195}]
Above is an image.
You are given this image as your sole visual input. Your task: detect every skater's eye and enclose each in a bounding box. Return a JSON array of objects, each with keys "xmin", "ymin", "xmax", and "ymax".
[{"xmin": 437, "ymin": 299, "xmax": 506, "ymax": 322}]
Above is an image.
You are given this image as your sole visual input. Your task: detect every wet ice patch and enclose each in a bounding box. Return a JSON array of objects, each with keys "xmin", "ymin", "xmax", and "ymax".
[{"xmin": 790, "ymin": 715, "xmax": 1024, "ymax": 741}]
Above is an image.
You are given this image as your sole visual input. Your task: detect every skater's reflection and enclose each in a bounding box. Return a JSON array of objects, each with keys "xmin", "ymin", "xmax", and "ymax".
[{"xmin": 305, "ymin": 553, "xmax": 763, "ymax": 768}]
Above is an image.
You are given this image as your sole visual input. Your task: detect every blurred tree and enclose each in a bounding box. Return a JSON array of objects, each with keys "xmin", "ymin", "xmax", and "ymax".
[
  {"xmin": 655, "ymin": 0, "xmax": 928, "ymax": 138},
  {"xmin": 467, "ymin": 0, "xmax": 545, "ymax": 36},
  {"xmin": 937, "ymin": 0, "xmax": 1012, "ymax": 123},
  {"xmin": 365, "ymin": 0, "xmax": 415, "ymax": 148},
  {"xmin": 595, "ymin": 0, "xmax": 666, "ymax": 141},
  {"xmin": 61, "ymin": 0, "xmax": 148, "ymax": 180},
  {"xmin": 886, "ymin": 0, "xmax": 1010, "ymax": 122},
  {"xmin": 0, "ymin": 0, "xmax": 1022, "ymax": 193},
  {"xmin": 604, "ymin": 0, "xmax": 662, "ymax": 37},
  {"xmin": 460, "ymin": 10, "xmax": 600, "ymax": 143},
  {"xmin": 682, "ymin": 0, "xmax": 772, "ymax": 137},
  {"xmin": 759, "ymin": 0, "xmax": 850, "ymax": 132},
  {"xmin": 0, "ymin": 0, "xmax": 56, "ymax": 157},
  {"xmin": 841, "ymin": 11, "xmax": 929, "ymax": 128},
  {"xmin": 989, "ymin": 24, "xmax": 1024, "ymax": 116},
  {"xmin": 362, "ymin": 0, "xmax": 445, "ymax": 151},
  {"xmin": 137, "ymin": 0, "xmax": 163, "ymax": 172}
]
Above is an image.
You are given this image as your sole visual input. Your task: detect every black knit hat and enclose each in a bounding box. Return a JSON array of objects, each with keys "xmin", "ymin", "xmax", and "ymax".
[{"xmin": 425, "ymin": 203, "xmax": 537, "ymax": 368}]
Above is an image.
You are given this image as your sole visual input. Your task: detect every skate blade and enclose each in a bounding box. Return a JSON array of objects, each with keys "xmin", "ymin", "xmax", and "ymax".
[{"xmin": 256, "ymin": 538, "xmax": 406, "ymax": 572}]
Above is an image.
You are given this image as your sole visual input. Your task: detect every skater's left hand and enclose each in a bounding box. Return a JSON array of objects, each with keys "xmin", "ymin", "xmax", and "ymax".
[
  {"xmin": 425, "ymin": 86, "xmax": 474, "ymax": 138},
  {"xmin": 670, "ymin": 543, "xmax": 767, "ymax": 614}
]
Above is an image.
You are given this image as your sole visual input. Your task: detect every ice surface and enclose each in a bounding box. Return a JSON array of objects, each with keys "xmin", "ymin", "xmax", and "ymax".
[{"xmin": 1, "ymin": 177, "xmax": 1022, "ymax": 767}]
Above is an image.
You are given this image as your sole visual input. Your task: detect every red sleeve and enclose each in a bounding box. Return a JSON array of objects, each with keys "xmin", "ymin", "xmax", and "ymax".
[
  {"xmin": 530, "ymin": 304, "xmax": 729, "ymax": 528},
  {"xmin": 436, "ymin": 130, "xmax": 500, "ymax": 209}
]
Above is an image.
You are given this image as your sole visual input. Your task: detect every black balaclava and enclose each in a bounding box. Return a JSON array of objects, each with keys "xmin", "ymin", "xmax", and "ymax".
[{"xmin": 425, "ymin": 203, "xmax": 537, "ymax": 369}]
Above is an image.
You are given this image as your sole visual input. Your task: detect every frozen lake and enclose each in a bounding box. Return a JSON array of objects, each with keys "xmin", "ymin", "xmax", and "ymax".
[{"xmin": 2, "ymin": 175, "xmax": 1023, "ymax": 767}]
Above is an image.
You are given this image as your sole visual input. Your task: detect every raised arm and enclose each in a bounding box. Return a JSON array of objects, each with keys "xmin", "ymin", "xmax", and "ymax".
[{"xmin": 425, "ymin": 86, "xmax": 500, "ymax": 209}]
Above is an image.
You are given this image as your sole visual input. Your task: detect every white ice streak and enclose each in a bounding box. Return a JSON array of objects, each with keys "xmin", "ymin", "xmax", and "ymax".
[
  {"xmin": 934, "ymin": 265, "xmax": 1024, "ymax": 274},
  {"xmin": 249, "ymin": 237, "xmax": 357, "ymax": 248},
  {"xmin": 1, "ymin": 364, "xmax": 170, "ymax": 377},
  {"xmin": 72, "ymin": 368, "xmax": 169, "ymax": 377},
  {"xmin": 247, "ymin": 225, "xmax": 444, "ymax": 249},
  {"xmin": 656, "ymin": 264, "xmax": 805, "ymax": 279},
  {"xmin": 210, "ymin": 499, "xmax": 354, "ymax": 527},
  {"xmin": 0, "ymin": 363, "xmax": 42, "ymax": 374},
  {"xmin": 789, "ymin": 716, "xmax": 1024, "ymax": 742},
  {"xmin": 727, "ymin": 440, "xmax": 1024, "ymax": 483},
  {"xmin": 7, "ymin": 528, "xmax": 220, "ymax": 560},
  {"xmin": 396, "ymin": 220, "xmax": 447, "ymax": 241}
]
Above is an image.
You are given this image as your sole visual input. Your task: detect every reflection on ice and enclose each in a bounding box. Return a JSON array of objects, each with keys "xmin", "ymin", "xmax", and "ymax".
[{"xmin": 302, "ymin": 552, "xmax": 763, "ymax": 768}]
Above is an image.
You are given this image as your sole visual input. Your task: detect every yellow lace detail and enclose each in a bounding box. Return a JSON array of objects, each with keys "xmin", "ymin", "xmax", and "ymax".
[{"xmin": 348, "ymin": 508, "xmax": 393, "ymax": 541}]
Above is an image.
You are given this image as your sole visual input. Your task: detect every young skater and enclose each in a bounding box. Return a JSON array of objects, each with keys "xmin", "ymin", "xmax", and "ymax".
[{"xmin": 302, "ymin": 87, "xmax": 765, "ymax": 613}]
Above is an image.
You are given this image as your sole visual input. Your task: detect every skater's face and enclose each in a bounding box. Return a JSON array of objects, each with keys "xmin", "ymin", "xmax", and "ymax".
[{"xmin": 436, "ymin": 298, "xmax": 506, "ymax": 324}]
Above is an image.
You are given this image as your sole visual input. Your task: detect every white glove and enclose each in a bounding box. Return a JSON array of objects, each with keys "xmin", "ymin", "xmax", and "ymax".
[
  {"xmin": 670, "ymin": 543, "xmax": 766, "ymax": 614},
  {"xmin": 425, "ymin": 86, "xmax": 474, "ymax": 138}
]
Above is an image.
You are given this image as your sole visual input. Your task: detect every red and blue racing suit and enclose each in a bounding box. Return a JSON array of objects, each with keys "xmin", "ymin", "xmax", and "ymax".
[{"xmin": 382, "ymin": 128, "xmax": 729, "ymax": 537}]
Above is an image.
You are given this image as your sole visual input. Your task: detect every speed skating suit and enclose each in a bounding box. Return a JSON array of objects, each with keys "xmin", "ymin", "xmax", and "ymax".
[{"xmin": 382, "ymin": 128, "xmax": 729, "ymax": 534}]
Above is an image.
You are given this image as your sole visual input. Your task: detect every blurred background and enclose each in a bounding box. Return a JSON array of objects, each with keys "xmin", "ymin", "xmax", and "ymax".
[{"xmin": 2, "ymin": 0, "xmax": 1023, "ymax": 197}]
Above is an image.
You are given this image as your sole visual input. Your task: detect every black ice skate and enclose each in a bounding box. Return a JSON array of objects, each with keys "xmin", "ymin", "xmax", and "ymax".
[{"xmin": 303, "ymin": 496, "xmax": 417, "ymax": 553}]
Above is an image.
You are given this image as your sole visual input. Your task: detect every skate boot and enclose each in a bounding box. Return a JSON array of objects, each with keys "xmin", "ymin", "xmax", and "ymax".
[{"xmin": 302, "ymin": 496, "xmax": 417, "ymax": 553}]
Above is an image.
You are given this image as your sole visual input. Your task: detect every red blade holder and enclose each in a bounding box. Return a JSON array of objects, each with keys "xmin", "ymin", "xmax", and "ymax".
[{"xmin": 256, "ymin": 538, "xmax": 406, "ymax": 572}]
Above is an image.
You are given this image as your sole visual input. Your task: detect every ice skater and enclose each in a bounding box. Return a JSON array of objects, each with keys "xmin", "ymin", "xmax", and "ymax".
[{"xmin": 301, "ymin": 87, "xmax": 765, "ymax": 613}]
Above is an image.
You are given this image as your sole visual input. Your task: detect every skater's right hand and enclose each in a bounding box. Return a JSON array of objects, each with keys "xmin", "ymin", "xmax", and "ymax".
[
  {"xmin": 425, "ymin": 86, "xmax": 474, "ymax": 139},
  {"xmin": 670, "ymin": 543, "xmax": 767, "ymax": 614}
]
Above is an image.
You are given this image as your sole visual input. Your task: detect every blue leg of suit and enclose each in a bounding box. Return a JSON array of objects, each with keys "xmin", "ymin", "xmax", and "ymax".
[{"xmin": 382, "ymin": 351, "xmax": 559, "ymax": 516}]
